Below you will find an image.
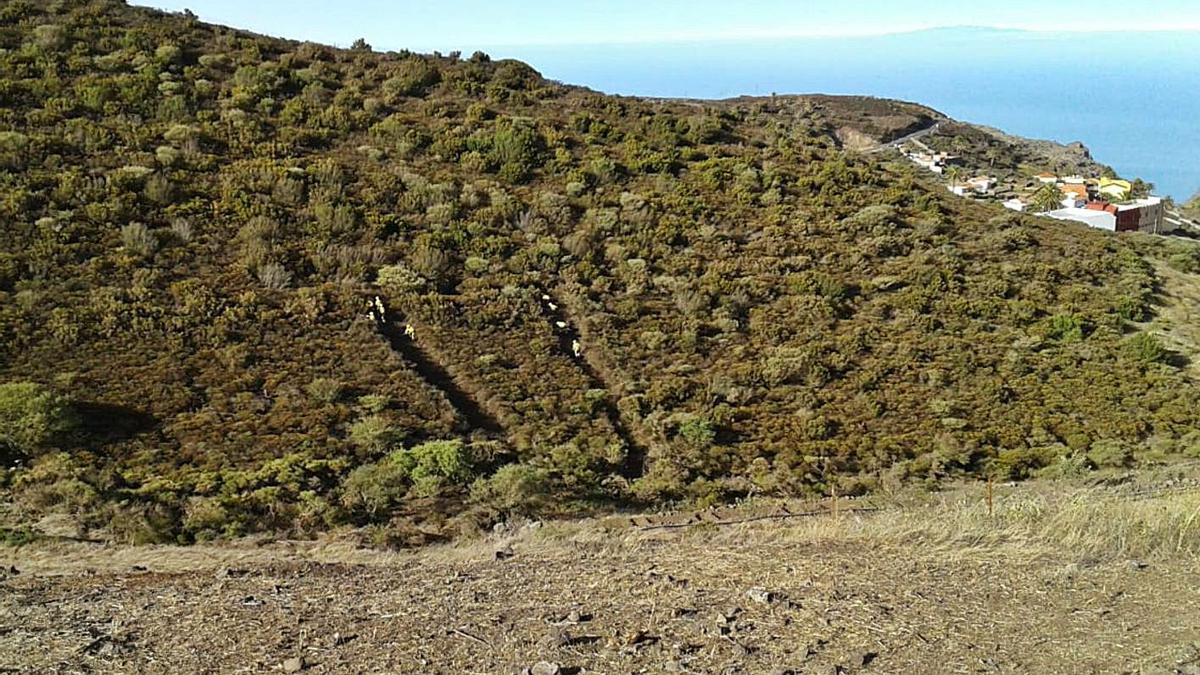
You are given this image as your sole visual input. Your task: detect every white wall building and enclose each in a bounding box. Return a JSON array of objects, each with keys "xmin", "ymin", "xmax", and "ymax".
[
  {"xmin": 967, "ymin": 176, "xmax": 994, "ymax": 194},
  {"xmin": 1044, "ymin": 207, "xmax": 1117, "ymax": 231}
]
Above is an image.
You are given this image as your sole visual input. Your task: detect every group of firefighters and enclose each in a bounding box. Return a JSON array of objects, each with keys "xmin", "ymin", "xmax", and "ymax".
[{"xmin": 368, "ymin": 294, "xmax": 582, "ymax": 359}]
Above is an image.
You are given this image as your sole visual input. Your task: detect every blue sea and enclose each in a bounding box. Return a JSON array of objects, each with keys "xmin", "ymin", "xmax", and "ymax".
[{"xmin": 490, "ymin": 28, "xmax": 1200, "ymax": 200}]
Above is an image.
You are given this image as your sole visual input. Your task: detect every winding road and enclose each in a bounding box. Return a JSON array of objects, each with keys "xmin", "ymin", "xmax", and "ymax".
[{"xmin": 865, "ymin": 121, "xmax": 942, "ymax": 154}]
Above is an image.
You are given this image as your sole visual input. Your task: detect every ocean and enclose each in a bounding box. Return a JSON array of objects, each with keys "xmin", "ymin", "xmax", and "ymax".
[{"xmin": 490, "ymin": 28, "xmax": 1200, "ymax": 200}]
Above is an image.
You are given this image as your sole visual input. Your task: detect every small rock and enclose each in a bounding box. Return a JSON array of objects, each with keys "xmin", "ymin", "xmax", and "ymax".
[
  {"xmin": 530, "ymin": 661, "xmax": 561, "ymax": 675},
  {"xmin": 330, "ymin": 632, "xmax": 356, "ymax": 647},
  {"xmin": 1127, "ymin": 559, "xmax": 1149, "ymax": 571},
  {"xmin": 747, "ymin": 587, "xmax": 774, "ymax": 604},
  {"xmin": 716, "ymin": 607, "xmax": 738, "ymax": 623},
  {"xmin": 495, "ymin": 546, "xmax": 514, "ymax": 560},
  {"xmin": 281, "ymin": 656, "xmax": 305, "ymax": 673},
  {"xmin": 625, "ymin": 630, "xmax": 657, "ymax": 648},
  {"xmin": 856, "ymin": 651, "xmax": 878, "ymax": 667},
  {"xmin": 538, "ymin": 628, "xmax": 568, "ymax": 650}
]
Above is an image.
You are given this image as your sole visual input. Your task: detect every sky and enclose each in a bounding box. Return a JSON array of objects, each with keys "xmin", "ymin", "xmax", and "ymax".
[{"xmin": 139, "ymin": 0, "xmax": 1200, "ymax": 51}]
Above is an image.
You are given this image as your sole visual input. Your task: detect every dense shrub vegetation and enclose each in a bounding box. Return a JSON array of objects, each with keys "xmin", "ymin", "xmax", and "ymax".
[{"xmin": 2, "ymin": 0, "xmax": 1198, "ymax": 544}]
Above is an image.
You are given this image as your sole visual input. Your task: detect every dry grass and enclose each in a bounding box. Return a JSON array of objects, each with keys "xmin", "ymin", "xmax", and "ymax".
[
  {"xmin": 7, "ymin": 479, "xmax": 1200, "ymax": 578},
  {"xmin": 1149, "ymin": 258, "xmax": 1200, "ymax": 378},
  {"xmin": 553, "ymin": 479, "xmax": 1200, "ymax": 565},
  {"xmin": 7, "ymin": 479, "xmax": 1200, "ymax": 673},
  {"xmin": 816, "ymin": 489, "xmax": 1200, "ymax": 560}
]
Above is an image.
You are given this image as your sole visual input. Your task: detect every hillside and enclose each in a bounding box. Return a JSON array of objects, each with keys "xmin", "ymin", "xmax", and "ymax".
[
  {"xmin": 2, "ymin": 0, "xmax": 1199, "ymax": 546},
  {"xmin": 930, "ymin": 121, "xmax": 1110, "ymax": 178},
  {"xmin": 1186, "ymin": 194, "xmax": 1200, "ymax": 220}
]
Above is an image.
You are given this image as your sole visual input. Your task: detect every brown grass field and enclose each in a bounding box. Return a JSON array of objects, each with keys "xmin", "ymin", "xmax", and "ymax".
[{"xmin": 4, "ymin": 474, "xmax": 1200, "ymax": 674}]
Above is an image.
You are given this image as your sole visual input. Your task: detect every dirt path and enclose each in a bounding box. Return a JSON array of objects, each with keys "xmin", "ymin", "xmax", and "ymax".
[
  {"xmin": 3, "ymin": 519, "xmax": 1199, "ymax": 674},
  {"xmin": 378, "ymin": 321, "xmax": 505, "ymax": 436},
  {"xmin": 865, "ymin": 121, "xmax": 941, "ymax": 154},
  {"xmin": 536, "ymin": 288, "xmax": 654, "ymax": 478}
]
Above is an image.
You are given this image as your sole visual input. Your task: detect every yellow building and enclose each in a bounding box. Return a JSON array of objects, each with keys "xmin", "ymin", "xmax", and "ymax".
[{"xmin": 1099, "ymin": 178, "xmax": 1132, "ymax": 201}]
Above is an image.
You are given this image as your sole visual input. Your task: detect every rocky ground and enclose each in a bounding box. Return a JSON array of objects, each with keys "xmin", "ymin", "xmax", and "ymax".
[{"xmin": 4, "ymin": 485, "xmax": 1200, "ymax": 674}]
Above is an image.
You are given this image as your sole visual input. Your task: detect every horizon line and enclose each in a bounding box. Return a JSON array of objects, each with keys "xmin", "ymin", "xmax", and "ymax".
[
  {"xmin": 131, "ymin": 5, "xmax": 1200, "ymax": 52},
  {"xmin": 463, "ymin": 23, "xmax": 1200, "ymax": 49}
]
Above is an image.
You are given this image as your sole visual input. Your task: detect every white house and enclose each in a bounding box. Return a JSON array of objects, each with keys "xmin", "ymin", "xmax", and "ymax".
[
  {"xmin": 909, "ymin": 152, "xmax": 945, "ymax": 175},
  {"xmin": 1003, "ymin": 199, "xmax": 1026, "ymax": 212},
  {"xmin": 1045, "ymin": 206, "xmax": 1117, "ymax": 231},
  {"xmin": 967, "ymin": 176, "xmax": 994, "ymax": 194}
]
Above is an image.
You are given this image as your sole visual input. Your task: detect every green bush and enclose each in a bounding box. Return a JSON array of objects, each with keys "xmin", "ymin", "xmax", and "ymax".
[
  {"xmin": 305, "ymin": 377, "xmax": 344, "ymax": 403},
  {"xmin": 340, "ymin": 458, "xmax": 410, "ymax": 517},
  {"xmin": 1124, "ymin": 332, "xmax": 1167, "ymax": 365},
  {"xmin": 1088, "ymin": 439, "xmax": 1132, "ymax": 468},
  {"xmin": 376, "ymin": 263, "xmax": 426, "ymax": 292},
  {"xmin": 994, "ymin": 445, "xmax": 1061, "ymax": 480},
  {"xmin": 382, "ymin": 58, "xmax": 441, "ymax": 99},
  {"xmin": 1044, "ymin": 314, "xmax": 1086, "ymax": 343},
  {"xmin": 1167, "ymin": 250, "xmax": 1200, "ymax": 274},
  {"xmin": 357, "ymin": 394, "xmax": 391, "ymax": 413},
  {"xmin": 0, "ymin": 382, "xmax": 77, "ymax": 457},
  {"xmin": 401, "ymin": 439, "xmax": 477, "ymax": 496},
  {"xmin": 467, "ymin": 118, "xmax": 545, "ymax": 183},
  {"xmin": 677, "ymin": 416, "xmax": 716, "ymax": 448},
  {"xmin": 470, "ymin": 463, "xmax": 551, "ymax": 515},
  {"xmin": 1113, "ymin": 294, "xmax": 1150, "ymax": 323},
  {"xmin": 348, "ymin": 414, "xmax": 400, "ymax": 452},
  {"xmin": 0, "ymin": 527, "xmax": 39, "ymax": 547},
  {"xmin": 339, "ymin": 438, "xmax": 477, "ymax": 515}
]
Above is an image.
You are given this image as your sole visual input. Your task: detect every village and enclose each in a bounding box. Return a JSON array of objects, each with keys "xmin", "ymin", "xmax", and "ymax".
[{"xmin": 898, "ymin": 137, "xmax": 1194, "ymax": 236}]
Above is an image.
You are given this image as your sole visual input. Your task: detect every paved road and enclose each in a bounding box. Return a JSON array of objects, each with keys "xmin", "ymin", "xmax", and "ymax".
[
  {"xmin": 1161, "ymin": 208, "xmax": 1200, "ymax": 237},
  {"xmin": 1166, "ymin": 208, "xmax": 1200, "ymax": 232},
  {"xmin": 866, "ymin": 121, "xmax": 942, "ymax": 154}
]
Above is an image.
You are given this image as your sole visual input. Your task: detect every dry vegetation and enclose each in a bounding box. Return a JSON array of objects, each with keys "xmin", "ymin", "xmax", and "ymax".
[
  {"xmin": 2, "ymin": 0, "xmax": 1200, "ymax": 548},
  {"xmin": 5, "ymin": 476, "xmax": 1200, "ymax": 672},
  {"xmin": 1127, "ymin": 235, "xmax": 1200, "ymax": 379}
]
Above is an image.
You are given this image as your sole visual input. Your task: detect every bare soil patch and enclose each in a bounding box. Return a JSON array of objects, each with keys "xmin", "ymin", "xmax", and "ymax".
[{"xmin": 5, "ymin": 484, "xmax": 1200, "ymax": 673}]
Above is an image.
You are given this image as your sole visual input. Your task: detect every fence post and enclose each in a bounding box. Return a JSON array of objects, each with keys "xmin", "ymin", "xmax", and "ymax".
[{"xmin": 986, "ymin": 476, "xmax": 994, "ymax": 518}]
